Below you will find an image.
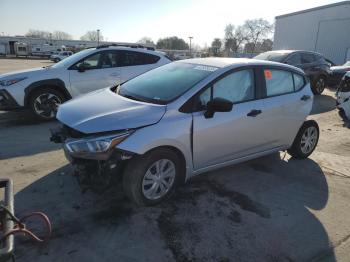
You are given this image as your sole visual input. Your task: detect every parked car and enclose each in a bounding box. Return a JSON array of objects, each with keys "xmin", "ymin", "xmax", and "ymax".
[
  {"xmin": 50, "ymin": 51, "xmax": 73, "ymax": 62},
  {"xmin": 51, "ymin": 58, "xmax": 319, "ymax": 206},
  {"xmin": 328, "ymin": 61, "xmax": 350, "ymax": 87},
  {"xmin": 336, "ymin": 72, "xmax": 350, "ymax": 119},
  {"xmin": 0, "ymin": 45, "xmax": 172, "ymax": 120},
  {"xmin": 254, "ymin": 50, "xmax": 331, "ymax": 95}
]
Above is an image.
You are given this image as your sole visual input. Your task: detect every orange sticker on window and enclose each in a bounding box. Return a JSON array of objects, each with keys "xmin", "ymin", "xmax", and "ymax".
[{"xmin": 264, "ymin": 70, "xmax": 272, "ymax": 79}]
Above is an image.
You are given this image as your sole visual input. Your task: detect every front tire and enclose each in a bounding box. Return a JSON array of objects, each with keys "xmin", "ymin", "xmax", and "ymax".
[
  {"xmin": 28, "ymin": 87, "xmax": 65, "ymax": 121},
  {"xmin": 312, "ymin": 75, "xmax": 326, "ymax": 95},
  {"xmin": 123, "ymin": 148, "xmax": 183, "ymax": 206},
  {"xmin": 288, "ymin": 120, "xmax": 319, "ymax": 159}
]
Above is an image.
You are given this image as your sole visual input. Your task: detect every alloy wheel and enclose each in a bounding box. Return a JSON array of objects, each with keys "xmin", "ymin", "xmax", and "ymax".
[
  {"xmin": 300, "ymin": 126, "xmax": 318, "ymax": 154},
  {"xmin": 316, "ymin": 77, "xmax": 325, "ymax": 94},
  {"xmin": 142, "ymin": 159, "xmax": 176, "ymax": 200},
  {"xmin": 33, "ymin": 93, "xmax": 62, "ymax": 119}
]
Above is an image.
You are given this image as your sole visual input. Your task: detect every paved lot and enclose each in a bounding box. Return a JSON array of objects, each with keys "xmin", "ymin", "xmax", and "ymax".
[{"xmin": 0, "ymin": 59, "xmax": 350, "ymax": 262}]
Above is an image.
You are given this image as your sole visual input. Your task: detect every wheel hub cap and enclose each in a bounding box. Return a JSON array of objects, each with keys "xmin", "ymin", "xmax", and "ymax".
[
  {"xmin": 300, "ymin": 126, "xmax": 318, "ymax": 154},
  {"xmin": 142, "ymin": 159, "xmax": 176, "ymax": 200}
]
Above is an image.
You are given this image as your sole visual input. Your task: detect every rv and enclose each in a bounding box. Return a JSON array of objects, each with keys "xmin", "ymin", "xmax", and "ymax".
[
  {"xmin": 0, "ymin": 44, "xmax": 6, "ymax": 56},
  {"xmin": 31, "ymin": 44, "xmax": 66, "ymax": 57},
  {"xmin": 14, "ymin": 42, "xmax": 29, "ymax": 57}
]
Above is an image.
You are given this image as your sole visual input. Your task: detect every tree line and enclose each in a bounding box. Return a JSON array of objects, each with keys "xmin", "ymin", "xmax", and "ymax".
[
  {"xmin": 24, "ymin": 18, "xmax": 273, "ymax": 54},
  {"xmin": 25, "ymin": 29, "xmax": 104, "ymax": 41}
]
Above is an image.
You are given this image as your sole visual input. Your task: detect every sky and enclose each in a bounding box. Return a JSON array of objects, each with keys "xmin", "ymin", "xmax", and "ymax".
[{"xmin": 0, "ymin": 0, "xmax": 341, "ymax": 47}]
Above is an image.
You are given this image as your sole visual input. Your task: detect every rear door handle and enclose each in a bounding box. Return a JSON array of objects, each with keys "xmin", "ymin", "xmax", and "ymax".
[
  {"xmin": 301, "ymin": 95, "xmax": 311, "ymax": 101},
  {"xmin": 247, "ymin": 109, "xmax": 262, "ymax": 117}
]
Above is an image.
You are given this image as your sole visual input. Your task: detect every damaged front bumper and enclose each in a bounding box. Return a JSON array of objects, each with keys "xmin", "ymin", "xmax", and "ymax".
[{"xmin": 50, "ymin": 125, "xmax": 135, "ymax": 192}]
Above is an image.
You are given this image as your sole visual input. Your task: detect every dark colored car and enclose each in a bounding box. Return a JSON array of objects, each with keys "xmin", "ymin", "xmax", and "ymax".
[
  {"xmin": 254, "ymin": 50, "xmax": 331, "ymax": 94},
  {"xmin": 328, "ymin": 61, "xmax": 350, "ymax": 87}
]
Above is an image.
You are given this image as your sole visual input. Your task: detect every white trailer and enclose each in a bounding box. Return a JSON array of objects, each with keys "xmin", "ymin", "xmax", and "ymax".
[
  {"xmin": 31, "ymin": 44, "xmax": 66, "ymax": 57},
  {"xmin": 14, "ymin": 42, "xmax": 29, "ymax": 57},
  {"xmin": 0, "ymin": 44, "xmax": 6, "ymax": 56}
]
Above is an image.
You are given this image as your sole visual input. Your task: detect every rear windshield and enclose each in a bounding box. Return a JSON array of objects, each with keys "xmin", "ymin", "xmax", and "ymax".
[
  {"xmin": 254, "ymin": 52, "xmax": 289, "ymax": 62},
  {"xmin": 118, "ymin": 62, "xmax": 217, "ymax": 104}
]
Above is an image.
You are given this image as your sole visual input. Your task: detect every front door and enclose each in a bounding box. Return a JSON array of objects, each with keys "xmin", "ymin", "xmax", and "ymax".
[
  {"xmin": 69, "ymin": 51, "xmax": 121, "ymax": 96},
  {"xmin": 192, "ymin": 68, "xmax": 272, "ymax": 170}
]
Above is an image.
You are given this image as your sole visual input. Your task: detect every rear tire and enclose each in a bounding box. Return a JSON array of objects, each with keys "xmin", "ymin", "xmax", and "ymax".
[
  {"xmin": 123, "ymin": 148, "xmax": 183, "ymax": 206},
  {"xmin": 28, "ymin": 87, "xmax": 65, "ymax": 121},
  {"xmin": 312, "ymin": 75, "xmax": 326, "ymax": 95},
  {"xmin": 287, "ymin": 120, "xmax": 319, "ymax": 159}
]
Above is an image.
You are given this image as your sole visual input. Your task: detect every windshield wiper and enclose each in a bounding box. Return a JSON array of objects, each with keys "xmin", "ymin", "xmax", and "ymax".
[{"xmin": 120, "ymin": 93, "xmax": 145, "ymax": 102}]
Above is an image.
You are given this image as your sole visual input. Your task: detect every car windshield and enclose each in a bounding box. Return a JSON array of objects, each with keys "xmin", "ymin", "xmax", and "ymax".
[
  {"xmin": 51, "ymin": 49, "xmax": 94, "ymax": 68},
  {"xmin": 254, "ymin": 51, "xmax": 289, "ymax": 62},
  {"xmin": 118, "ymin": 62, "xmax": 217, "ymax": 104}
]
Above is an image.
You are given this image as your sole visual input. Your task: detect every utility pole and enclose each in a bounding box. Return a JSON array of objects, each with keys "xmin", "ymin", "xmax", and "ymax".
[
  {"xmin": 97, "ymin": 29, "xmax": 100, "ymax": 46},
  {"xmin": 188, "ymin": 36, "xmax": 193, "ymax": 58}
]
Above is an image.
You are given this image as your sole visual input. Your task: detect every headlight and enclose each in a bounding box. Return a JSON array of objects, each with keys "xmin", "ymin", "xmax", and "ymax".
[
  {"xmin": 0, "ymin": 77, "xmax": 27, "ymax": 87},
  {"xmin": 65, "ymin": 132, "xmax": 132, "ymax": 155}
]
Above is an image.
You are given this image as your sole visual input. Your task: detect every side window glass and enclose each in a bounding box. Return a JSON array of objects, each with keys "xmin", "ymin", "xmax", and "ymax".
[
  {"xmin": 100, "ymin": 51, "xmax": 118, "ymax": 68},
  {"xmin": 213, "ymin": 69, "xmax": 254, "ymax": 103},
  {"xmin": 198, "ymin": 87, "xmax": 211, "ymax": 109},
  {"xmin": 293, "ymin": 74, "xmax": 305, "ymax": 91},
  {"xmin": 75, "ymin": 53, "xmax": 101, "ymax": 70},
  {"xmin": 265, "ymin": 69, "xmax": 294, "ymax": 96},
  {"xmin": 301, "ymin": 53, "xmax": 314, "ymax": 64},
  {"xmin": 118, "ymin": 51, "xmax": 160, "ymax": 66},
  {"xmin": 285, "ymin": 53, "xmax": 301, "ymax": 65}
]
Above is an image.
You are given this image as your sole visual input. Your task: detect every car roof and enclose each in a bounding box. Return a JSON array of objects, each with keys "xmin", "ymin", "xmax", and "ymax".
[
  {"xmin": 93, "ymin": 45, "xmax": 163, "ymax": 55},
  {"xmin": 263, "ymin": 49, "xmax": 324, "ymax": 57},
  {"xmin": 176, "ymin": 57, "xmax": 305, "ymax": 73}
]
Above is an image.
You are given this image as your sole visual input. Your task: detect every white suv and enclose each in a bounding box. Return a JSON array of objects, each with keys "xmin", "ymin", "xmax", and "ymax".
[{"xmin": 0, "ymin": 45, "xmax": 171, "ymax": 120}]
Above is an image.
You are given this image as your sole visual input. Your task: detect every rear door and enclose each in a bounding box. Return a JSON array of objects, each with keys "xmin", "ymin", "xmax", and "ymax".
[
  {"xmin": 259, "ymin": 67, "xmax": 313, "ymax": 148},
  {"xmin": 118, "ymin": 50, "xmax": 161, "ymax": 83},
  {"xmin": 192, "ymin": 68, "xmax": 275, "ymax": 170}
]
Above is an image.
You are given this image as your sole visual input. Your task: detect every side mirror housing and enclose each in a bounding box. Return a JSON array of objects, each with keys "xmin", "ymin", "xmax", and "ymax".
[
  {"xmin": 77, "ymin": 63, "xmax": 86, "ymax": 72},
  {"xmin": 204, "ymin": 97, "xmax": 233, "ymax": 118}
]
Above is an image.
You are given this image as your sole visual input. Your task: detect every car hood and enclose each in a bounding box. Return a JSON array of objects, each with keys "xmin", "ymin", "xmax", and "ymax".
[
  {"xmin": 0, "ymin": 67, "xmax": 49, "ymax": 80},
  {"xmin": 56, "ymin": 88, "xmax": 167, "ymax": 134}
]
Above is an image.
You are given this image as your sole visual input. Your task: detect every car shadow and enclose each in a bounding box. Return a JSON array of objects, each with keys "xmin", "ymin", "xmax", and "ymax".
[
  {"xmin": 0, "ymin": 111, "xmax": 61, "ymax": 160},
  {"xmin": 310, "ymin": 94, "xmax": 336, "ymax": 115},
  {"xmin": 12, "ymin": 153, "xmax": 335, "ymax": 262}
]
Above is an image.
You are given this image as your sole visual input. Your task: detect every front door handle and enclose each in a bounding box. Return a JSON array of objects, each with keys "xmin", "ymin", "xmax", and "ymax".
[
  {"xmin": 301, "ymin": 95, "xmax": 311, "ymax": 101},
  {"xmin": 247, "ymin": 109, "xmax": 262, "ymax": 117}
]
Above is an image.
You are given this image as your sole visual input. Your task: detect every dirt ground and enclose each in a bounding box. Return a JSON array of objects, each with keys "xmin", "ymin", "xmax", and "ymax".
[{"xmin": 0, "ymin": 59, "xmax": 350, "ymax": 262}]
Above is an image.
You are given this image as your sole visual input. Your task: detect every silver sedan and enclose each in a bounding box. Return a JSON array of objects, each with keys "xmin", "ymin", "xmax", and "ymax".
[{"xmin": 53, "ymin": 58, "xmax": 319, "ymax": 206}]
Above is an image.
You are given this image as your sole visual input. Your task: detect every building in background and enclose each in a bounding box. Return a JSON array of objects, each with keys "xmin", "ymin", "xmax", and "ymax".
[{"xmin": 273, "ymin": 1, "xmax": 350, "ymax": 65}]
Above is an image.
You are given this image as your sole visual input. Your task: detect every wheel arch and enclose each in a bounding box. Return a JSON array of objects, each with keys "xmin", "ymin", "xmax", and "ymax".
[{"xmin": 24, "ymin": 79, "xmax": 72, "ymax": 107}]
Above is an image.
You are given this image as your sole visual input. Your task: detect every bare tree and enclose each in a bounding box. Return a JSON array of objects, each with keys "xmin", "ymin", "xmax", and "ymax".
[
  {"xmin": 52, "ymin": 31, "xmax": 72, "ymax": 40},
  {"xmin": 137, "ymin": 37, "xmax": 155, "ymax": 45},
  {"xmin": 224, "ymin": 24, "xmax": 249, "ymax": 54},
  {"xmin": 80, "ymin": 30, "xmax": 104, "ymax": 41},
  {"xmin": 241, "ymin": 19, "xmax": 273, "ymax": 53},
  {"xmin": 211, "ymin": 38, "xmax": 222, "ymax": 56},
  {"xmin": 25, "ymin": 29, "xmax": 51, "ymax": 39}
]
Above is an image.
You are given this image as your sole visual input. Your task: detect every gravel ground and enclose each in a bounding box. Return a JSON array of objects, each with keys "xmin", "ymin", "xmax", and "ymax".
[{"xmin": 0, "ymin": 59, "xmax": 350, "ymax": 262}]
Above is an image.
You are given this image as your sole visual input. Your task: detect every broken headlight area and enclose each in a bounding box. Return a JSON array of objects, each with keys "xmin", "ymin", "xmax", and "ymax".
[
  {"xmin": 72, "ymin": 150, "xmax": 134, "ymax": 193},
  {"xmin": 50, "ymin": 126, "xmax": 136, "ymax": 192}
]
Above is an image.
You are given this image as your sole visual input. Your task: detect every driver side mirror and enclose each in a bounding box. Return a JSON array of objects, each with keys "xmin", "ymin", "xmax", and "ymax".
[
  {"xmin": 204, "ymin": 97, "xmax": 233, "ymax": 118},
  {"xmin": 77, "ymin": 63, "xmax": 86, "ymax": 72}
]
